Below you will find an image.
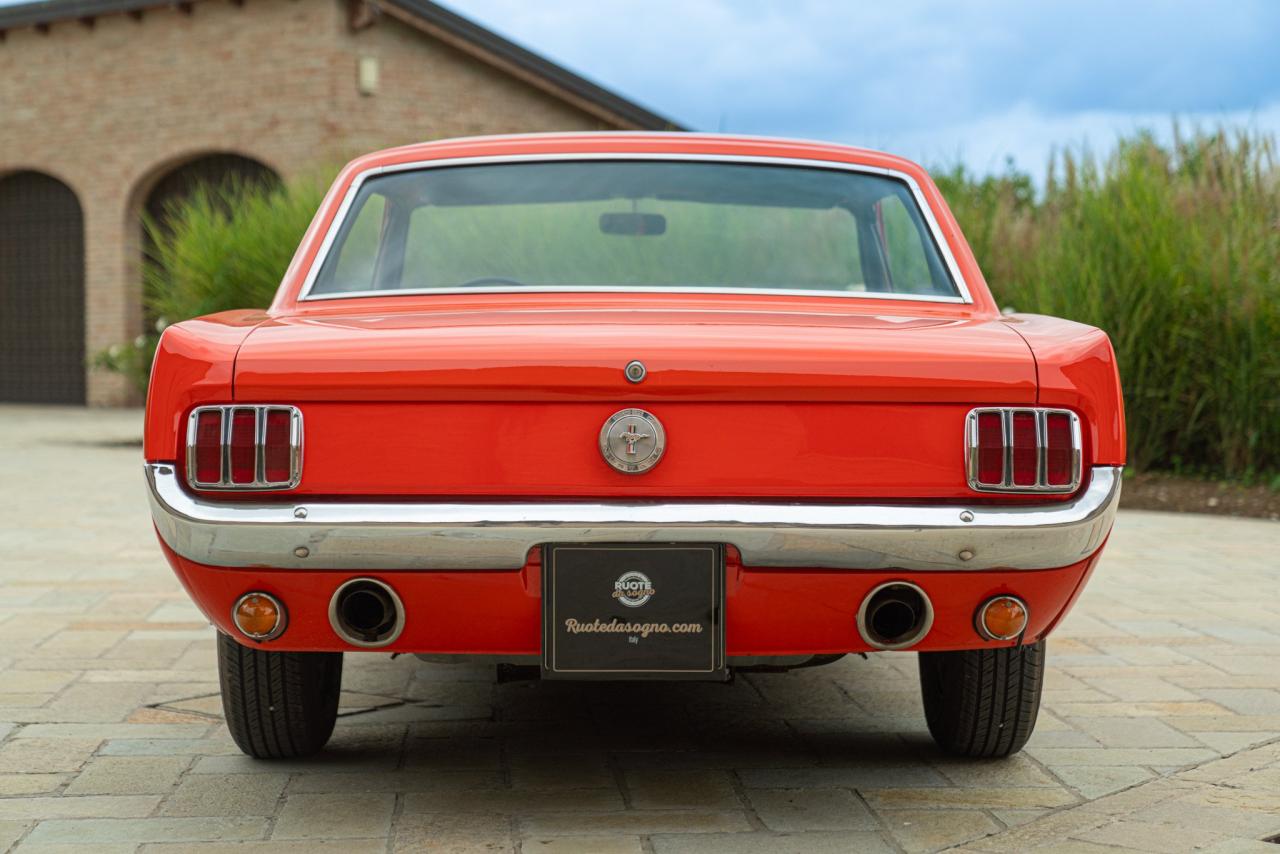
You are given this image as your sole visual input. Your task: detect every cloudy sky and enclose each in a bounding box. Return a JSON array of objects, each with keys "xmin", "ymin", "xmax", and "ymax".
[{"xmin": 447, "ymin": 0, "xmax": 1280, "ymax": 180}]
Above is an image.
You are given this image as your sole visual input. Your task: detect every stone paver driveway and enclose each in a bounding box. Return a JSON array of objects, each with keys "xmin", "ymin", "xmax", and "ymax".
[{"xmin": 2, "ymin": 404, "xmax": 1279, "ymax": 853}]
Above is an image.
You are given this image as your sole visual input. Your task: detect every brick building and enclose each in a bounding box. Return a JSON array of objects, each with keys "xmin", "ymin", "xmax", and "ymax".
[{"xmin": 0, "ymin": 0, "xmax": 677, "ymax": 405}]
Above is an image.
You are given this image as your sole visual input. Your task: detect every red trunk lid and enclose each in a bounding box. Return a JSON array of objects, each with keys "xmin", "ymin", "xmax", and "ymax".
[{"xmin": 230, "ymin": 300, "xmax": 1036, "ymax": 499}]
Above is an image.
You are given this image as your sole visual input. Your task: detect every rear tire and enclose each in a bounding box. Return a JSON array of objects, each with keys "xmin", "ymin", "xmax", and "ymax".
[
  {"xmin": 918, "ymin": 639, "xmax": 1045, "ymax": 758},
  {"xmin": 217, "ymin": 632, "xmax": 343, "ymax": 758}
]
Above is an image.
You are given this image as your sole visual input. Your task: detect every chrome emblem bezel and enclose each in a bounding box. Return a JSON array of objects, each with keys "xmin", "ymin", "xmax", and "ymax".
[{"xmin": 599, "ymin": 408, "xmax": 665, "ymax": 474}]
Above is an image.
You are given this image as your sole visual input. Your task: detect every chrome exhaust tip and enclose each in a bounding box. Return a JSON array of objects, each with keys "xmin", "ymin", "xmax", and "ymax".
[
  {"xmin": 856, "ymin": 581, "xmax": 934, "ymax": 650},
  {"xmin": 329, "ymin": 577, "xmax": 405, "ymax": 648}
]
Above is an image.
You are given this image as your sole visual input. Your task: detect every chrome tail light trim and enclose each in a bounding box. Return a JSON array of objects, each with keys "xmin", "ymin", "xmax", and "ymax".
[
  {"xmin": 965, "ymin": 407, "xmax": 1082, "ymax": 494},
  {"xmin": 186, "ymin": 405, "xmax": 303, "ymax": 491}
]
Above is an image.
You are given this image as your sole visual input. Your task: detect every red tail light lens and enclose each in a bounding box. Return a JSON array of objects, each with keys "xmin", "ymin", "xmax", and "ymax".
[
  {"xmin": 1011, "ymin": 412, "xmax": 1038, "ymax": 486},
  {"xmin": 229, "ymin": 410, "xmax": 257, "ymax": 484},
  {"xmin": 1045, "ymin": 412, "xmax": 1074, "ymax": 486},
  {"xmin": 967, "ymin": 408, "xmax": 1080, "ymax": 493},
  {"xmin": 193, "ymin": 410, "xmax": 223, "ymax": 485},
  {"xmin": 976, "ymin": 412, "xmax": 1004, "ymax": 485},
  {"xmin": 263, "ymin": 409, "xmax": 293, "ymax": 483},
  {"xmin": 187, "ymin": 406, "xmax": 301, "ymax": 489}
]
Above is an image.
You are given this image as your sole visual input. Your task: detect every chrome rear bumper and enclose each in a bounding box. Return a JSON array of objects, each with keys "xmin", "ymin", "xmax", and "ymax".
[{"xmin": 146, "ymin": 464, "xmax": 1120, "ymax": 572}]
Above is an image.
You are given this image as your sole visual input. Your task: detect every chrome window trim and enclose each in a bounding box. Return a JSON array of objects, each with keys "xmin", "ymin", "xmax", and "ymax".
[
  {"xmin": 186, "ymin": 405, "xmax": 304, "ymax": 491},
  {"xmin": 146, "ymin": 463, "xmax": 1120, "ymax": 573},
  {"xmin": 295, "ymin": 152, "xmax": 974, "ymax": 305},
  {"xmin": 965, "ymin": 407, "xmax": 1083, "ymax": 494}
]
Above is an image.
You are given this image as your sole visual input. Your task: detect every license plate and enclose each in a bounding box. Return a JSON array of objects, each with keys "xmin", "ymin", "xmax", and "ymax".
[{"xmin": 542, "ymin": 543, "xmax": 725, "ymax": 679}]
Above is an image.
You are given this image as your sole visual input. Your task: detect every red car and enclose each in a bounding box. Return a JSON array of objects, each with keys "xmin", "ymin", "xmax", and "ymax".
[{"xmin": 145, "ymin": 133, "xmax": 1124, "ymax": 760}]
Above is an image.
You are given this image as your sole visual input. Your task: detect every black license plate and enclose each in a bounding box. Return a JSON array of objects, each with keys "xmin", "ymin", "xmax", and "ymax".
[{"xmin": 542, "ymin": 543, "xmax": 725, "ymax": 679}]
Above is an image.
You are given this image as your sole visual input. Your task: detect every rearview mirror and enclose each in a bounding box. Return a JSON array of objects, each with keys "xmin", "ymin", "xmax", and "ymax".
[{"xmin": 599, "ymin": 212, "xmax": 666, "ymax": 236}]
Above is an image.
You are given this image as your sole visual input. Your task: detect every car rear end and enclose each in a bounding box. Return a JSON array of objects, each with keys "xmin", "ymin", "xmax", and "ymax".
[{"xmin": 144, "ymin": 134, "xmax": 1124, "ymax": 759}]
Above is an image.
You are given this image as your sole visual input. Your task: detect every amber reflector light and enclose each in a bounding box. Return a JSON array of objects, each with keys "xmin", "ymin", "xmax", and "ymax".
[
  {"xmin": 194, "ymin": 410, "xmax": 223, "ymax": 484},
  {"xmin": 229, "ymin": 410, "xmax": 257, "ymax": 484},
  {"xmin": 978, "ymin": 596, "xmax": 1029, "ymax": 641},
  {"xmin": 233, "ymin": 593, "xmax": 283, "ymax": 640}
]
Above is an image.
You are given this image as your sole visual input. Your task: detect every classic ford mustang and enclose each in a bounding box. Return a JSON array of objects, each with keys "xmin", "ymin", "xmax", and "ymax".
[{"xmin": 145, "ymin": 133, "xmax": 1124, "ymax": 760}]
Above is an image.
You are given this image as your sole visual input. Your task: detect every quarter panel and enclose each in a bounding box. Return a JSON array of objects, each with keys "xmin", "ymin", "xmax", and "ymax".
[
  {"xmin": 1005, "ymin": 314, "xmax": 1127, "ymax": 466},
  {"xmin": 143, "ymin": 312, "xmax": 267, "ymax": 461}
]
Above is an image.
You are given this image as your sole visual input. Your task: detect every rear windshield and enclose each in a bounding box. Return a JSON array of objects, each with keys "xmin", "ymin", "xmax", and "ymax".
[{"xmin": 307, "ymin": 160, "xmax": 961, "ymax": 300}]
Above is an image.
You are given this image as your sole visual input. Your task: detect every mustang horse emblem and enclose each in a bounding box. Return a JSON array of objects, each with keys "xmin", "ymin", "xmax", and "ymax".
[
  {"xmin": 618, "ymin": 424, "xmax": 650, "ymax": 455},
  {"xmin": 599, "ymin": 408, "xmax": 666, "ymax": 474}
]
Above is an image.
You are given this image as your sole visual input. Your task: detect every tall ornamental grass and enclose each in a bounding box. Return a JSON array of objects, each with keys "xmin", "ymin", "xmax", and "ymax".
[{"xmin": 937, "ymin": 129, "xmax": 1280, "ymax": 480}]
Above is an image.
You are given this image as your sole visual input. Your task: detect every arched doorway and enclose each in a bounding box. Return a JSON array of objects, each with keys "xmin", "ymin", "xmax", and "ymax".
[
  {"xmin": 0, "ymin": 171, "xmax": 86, "ymax": 404},
  {"xmin": 144, "ymin": 153, "xmax": 279, "ymax": 237},
  {"xmin": 139, "ymin": 153, "xmax": 280, "ymax": 327}
]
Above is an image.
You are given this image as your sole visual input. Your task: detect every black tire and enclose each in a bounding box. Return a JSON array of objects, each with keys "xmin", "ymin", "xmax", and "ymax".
[
  {"xmin": 918, "ymin": 639, "xmax": 1045, "ymax": 758},
  {"xmin": 217, "ymin": 632, "xmax": 343, "ymax": 759}
]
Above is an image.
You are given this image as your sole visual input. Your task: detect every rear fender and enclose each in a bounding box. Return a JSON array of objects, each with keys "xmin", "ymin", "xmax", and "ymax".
[
  {"xmin": 143, "ymin": 311, "xmax": 268, "ymax": 461},
  {"xmin": 1005, "ymin": 314, "xmax": 1126, "ymax": 466}
]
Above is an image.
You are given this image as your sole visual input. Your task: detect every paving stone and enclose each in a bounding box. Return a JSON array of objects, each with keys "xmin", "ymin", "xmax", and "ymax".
[
  {"xmin": 159, "ymin": 772, "xmax": 288, "ymax": 816},
  {"xmin": 519, "ymin": 811, "xmax": 752, "ymax": 836},
  {"xmin": 649, "ymin": 831, "xmax": 895, "ymax": 853},
  {"xmin": 1127, "ymin": 791, "xmax": 1280, "ymax": 838},
  {"xmin": 624, "ymin": 770, "xmax": 740, "ymax": 810},
  {"xmin": 522, "ymin": 836, "xmax": 644, "ymax": 854},
  {"xmin": 63, "ymin": 756, "xmax": 190, "ymax": 795},
  {"xmin": 1066, "ymin": 716, "xmax": 1201, "ymax": 748},
  {"xmin": 0, "ymin": 795, "xmax": 160, "ymax": 819},
  {"xmin": 0, "ymin": 738, "xmax": 101, "ymax": 773},
  {"xmin": 404, "ymin": 787, "xmax": 625, "ymax": 814},
  {"xmin": 0, "ymin": 820, "xmax": 29, "ymax": 852},
  {"xmin": 1049, "ymin": 765, "xmax": 1156, "ymax": 799},
  {"xmin": 1071, "ymin": 819, "xmax": 1231, "ymax": 852},
  {"xmin": 931, "ymin": 754, "xmax": 1062, "ymax": 788},
  {"xmin": 861, "ymin": 786, "xmax": 1078, "ymax": 810},
  {"xmin": 990, "ymin": 808, "xmax": 1048, "ymax": 828},
  {"xmin": 746, "ymin": 787, "xmax": 877, "ymax": 832},
  {"xmin": 190, "ymin": 752, "xmax": 397, "ymax": 775},
  {"xmin": 1026, "ymin": 747, "xmax": 1217, "ymax": 767},
  {"xmin": 14, "ymin": 843, "xmax": 139, "ymax": 854},
  {"xmin": 141, "ymin": 843, "xmax": 387, "ymax": 854},
  {"xmin": 14, "ymin": 724, "xmax": 209, "ymax": 740},
  {"xmin": 0, "ymin": 670, "xmax": 79, "ymax": 693},
  {"xmin": 287, "ymin": 768, "xmax": 502, "ymax": 793},
  {"xmin": 879, "ymin": 808, "xmax": 1002, "ymax": 853},
  {"xmin": 22, "ymin": 817, "xmax": 267, "ymax": 845},
  {"xmin": 737, "ymin": 764, "xmax": 949, "ymax": 789},
  {"xmin": 272, "ymin": 793, "xmax": 396, "ymax": 839},
  {"xmin": 1198, "ymin": 689, "xmax": 1280, "ymax": 715},
  {"xmin": 393, "ymin": 811, "xmax": 514, "ymax": 852},
  {"xmin": 97, "ymin": 737, "xmax": 240, "ymax": 756},
  {"xmin": 0, "ymin": 773, "xmax": 66, "ymax": 795},
  {"xmin": 509, "ymin": 752, "xmax": 615, "ymax": 791}
]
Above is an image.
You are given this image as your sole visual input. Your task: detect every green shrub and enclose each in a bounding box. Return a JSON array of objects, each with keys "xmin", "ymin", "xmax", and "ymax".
[{"xmin": 938, "ymin": 128, "xmax": 1280, "ymax": 479}]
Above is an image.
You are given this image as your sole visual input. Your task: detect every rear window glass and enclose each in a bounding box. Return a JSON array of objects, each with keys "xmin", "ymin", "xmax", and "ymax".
[{"xmin": 308, "ymin": 160, "xmax": 960, "ymax": 300}]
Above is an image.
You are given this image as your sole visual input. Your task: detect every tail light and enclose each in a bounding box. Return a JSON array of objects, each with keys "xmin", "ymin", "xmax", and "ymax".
[
  {"xmin": 186, "ymin": 405, "xmax": 302, "ymax": 490},
  {"xmin": 966, "ymin": 408, "xmax": 1081, "ymax": 493}
]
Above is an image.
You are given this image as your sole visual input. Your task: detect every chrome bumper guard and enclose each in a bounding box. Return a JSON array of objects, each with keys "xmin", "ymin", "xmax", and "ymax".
[{"xmin": 146, "ymin": 464, "xmax": 1120, "ymax": 572}]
